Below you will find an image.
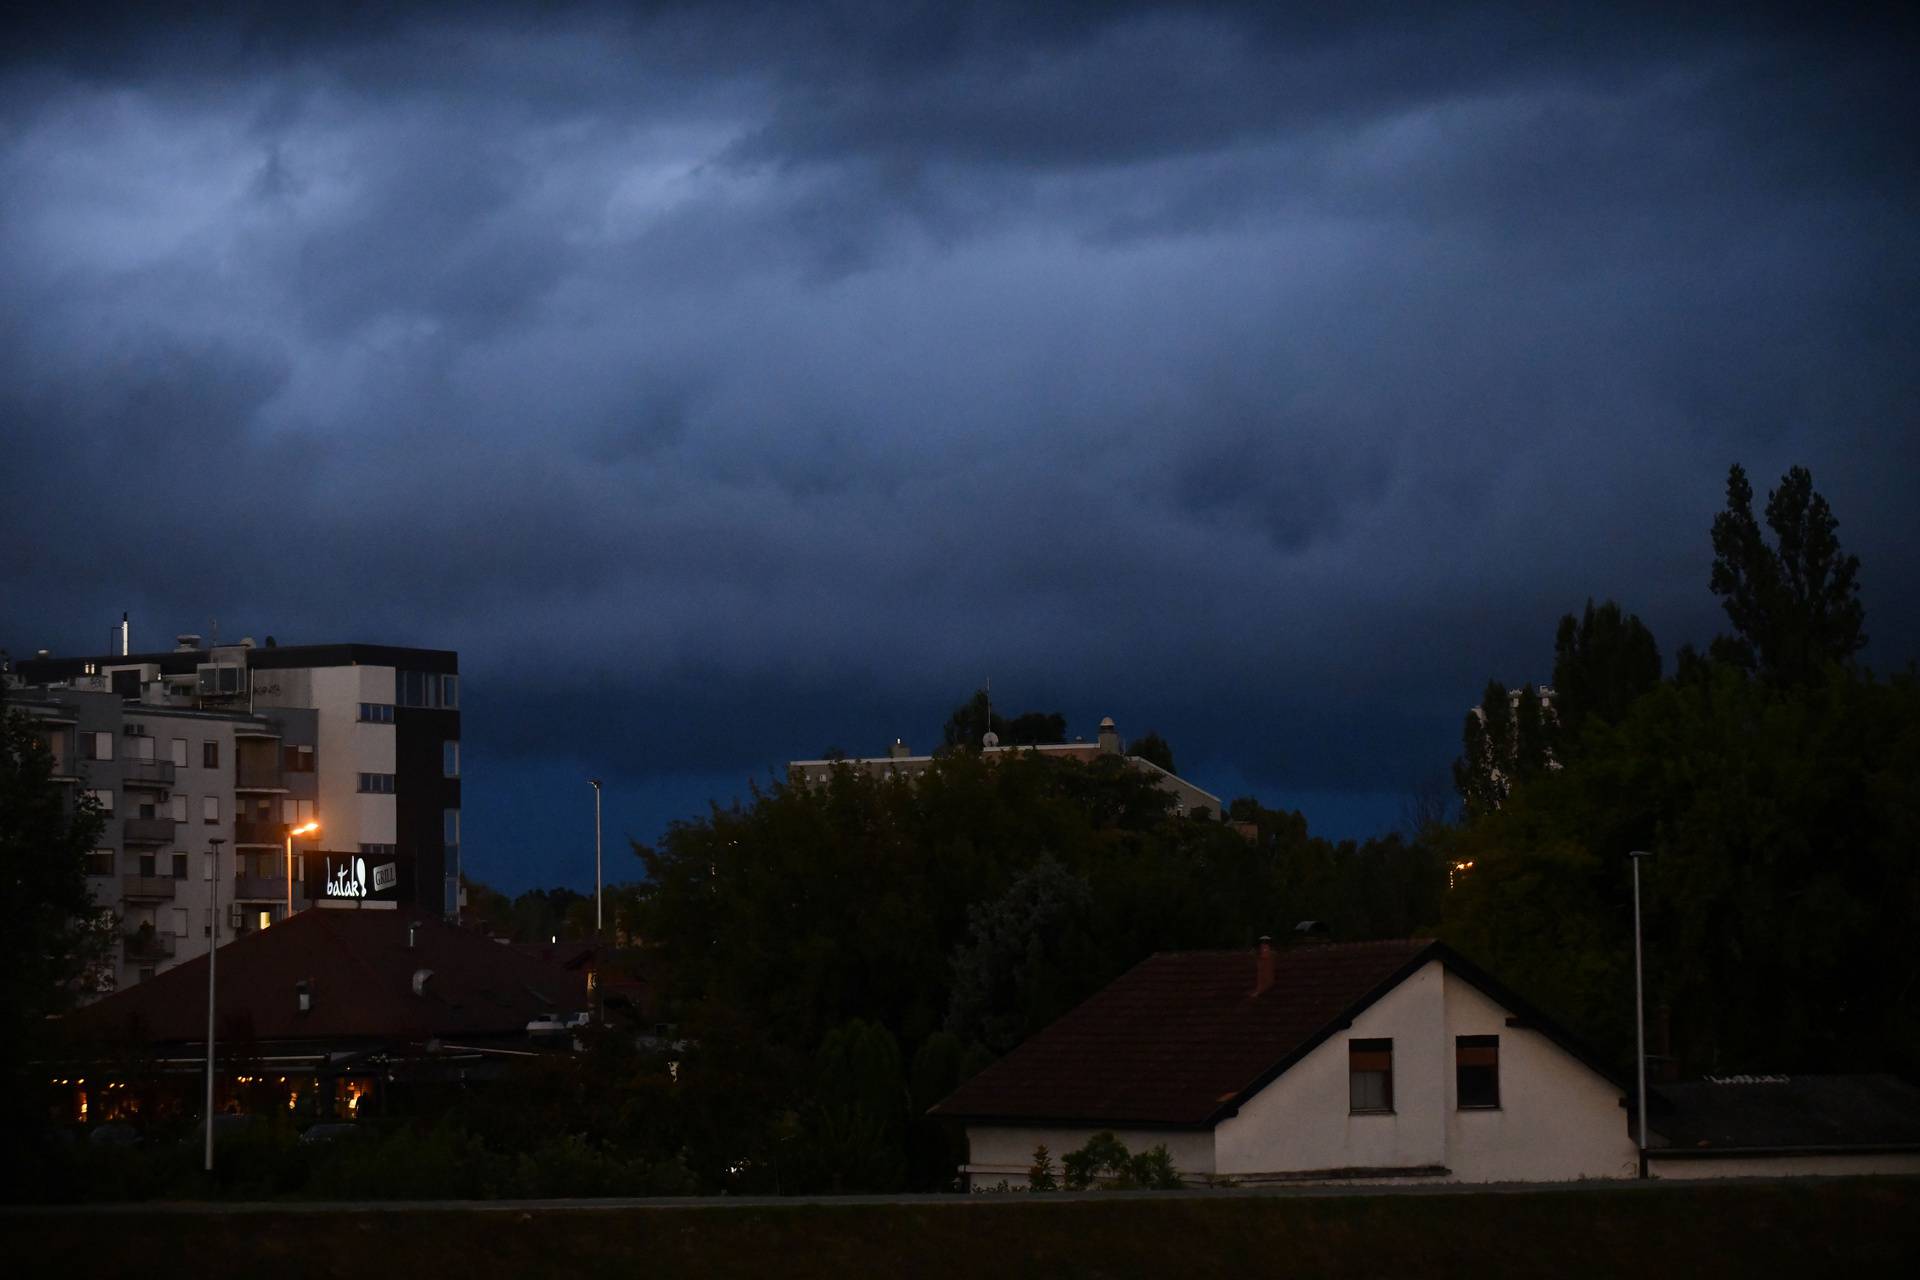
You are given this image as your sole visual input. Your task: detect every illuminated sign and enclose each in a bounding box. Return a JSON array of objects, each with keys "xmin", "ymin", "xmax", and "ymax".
[
  {"xmin": 372, "ymin": 862, "xmax": 398, "ymax": 892},
  {"xmin": 324, "ymin": 856, "xmax": 368, "ymax": 899}
]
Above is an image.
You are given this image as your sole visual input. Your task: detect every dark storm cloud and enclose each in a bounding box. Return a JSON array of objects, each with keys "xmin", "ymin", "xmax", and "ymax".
[{"xmin": 4, "ymin": 2, "xmax": 1918, "ymax": 885}]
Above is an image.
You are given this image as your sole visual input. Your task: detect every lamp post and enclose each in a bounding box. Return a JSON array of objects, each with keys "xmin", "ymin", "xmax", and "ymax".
[
  {"xmin": 1629, "ymin": 848, "xmax": 1654, "ymax": 1178},
  {"xmin": 204, "ymin": 836, "xmax": 226, "ymax": 1174},
  {"xmin": 588, "ymin": 778, "xmax": 603, "ymax": 935},
  {"xmin": 285, "ymin": 820, "xmax": 319, "ymax": 920}
]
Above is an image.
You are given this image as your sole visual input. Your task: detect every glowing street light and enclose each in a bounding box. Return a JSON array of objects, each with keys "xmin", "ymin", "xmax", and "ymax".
[{"xmin": 286, "ymin": 821, "xmax": 319, "ymax": 920}]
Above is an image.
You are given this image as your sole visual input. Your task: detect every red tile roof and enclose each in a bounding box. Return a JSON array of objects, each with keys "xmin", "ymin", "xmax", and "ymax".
[
  {"xmin": 932, "ymin": 939, "xmax": 1437, "ymax": 1128},
  {"xmin": 61, "ymin": 908, "xmax": 591, "ymax": 1047}
]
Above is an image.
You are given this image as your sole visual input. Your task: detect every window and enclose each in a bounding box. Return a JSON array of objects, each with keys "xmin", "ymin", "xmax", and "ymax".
[
  {"xmin": 1456, "ymin": 1035, "xmax": 1500, "ymax": 1109},
  {"xmin": 358, "ymin": 772, "xmax": 396, "ymax": 794},
  {"xmin": 85, "ymin": 730, "xmax": 114, "ymax": 761},
  {"xmin": 171, "ymin": 852, "xmax": 188, "ymax": 880},
  {"xmin": 202, "ymin": 740, "xmax": 220, "ymax": 768},
  {"xmin": 171, "ymin": 738, "xmax": 189, "ymax": 767},
  {"xmin": 203, "ymin": 795, "xmax": 220, "ymax": 824},
  {"xmin": 170, "ymin": 794, "xmax": 187, "ymax": 822},
  {"xmin": 284, "ymin": 743, "xmax": 316, "ymax": 771},
  {"xmin": 358, "ymin": 702, "xmax": 395, "ymax": 724},
  {"xmin": 86, "ymin": 788, "xmax": 113, "ymax": 814},
  {"xmin": 443, "ymin": 807, "xmax": 460, "ymax": 848},
  {"xmin": 443, "ymin": 740, "xmax": 460, "ymax": 777},
  {"xmin": 85, "ymin": 849, "xmax": 115, "ymax": 877},
  {"xmin": 138, "ymin": 852, "xmax": 156, "ymax": 878},
  {"xmin": 359, "ymin": 843, "xmax": 397, "ymax": 858},
  {"xmin": 172, "ymin": 908, "xmax": 189, "ymax": 938},
  {"xmin": 396, "ymin": 671, "xmax": 458, "ymax": 709},
  {"xmin": 134, "ymin": 734, "xmax": 156, "ymax": 762},
  {"xmin": 1349, "ymin": 1038, "xmax": 1394, "ymax": 1113},
  {"xmin": 196, "ymin": 663, "xmax": 242, "ymax": 696}
]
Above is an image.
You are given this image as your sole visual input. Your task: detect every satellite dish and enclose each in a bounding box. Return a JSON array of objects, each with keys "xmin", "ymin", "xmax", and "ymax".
[{"xmin": 982, "ymin": 730, "xmax": 1000, "ymax": 748}]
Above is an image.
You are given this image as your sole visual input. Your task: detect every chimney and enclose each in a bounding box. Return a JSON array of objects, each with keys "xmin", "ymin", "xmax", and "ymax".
[
  {"xmin": 1252, "ymin": 935, "xmax": 1274, "ymax": 997},
  {"xmin": 888, "ymin": 738, "xmax": 910, "ymax": 760},
  {"xmin": 1097, "ymin": 716, "xmax": 1120, "ymax": 755}
]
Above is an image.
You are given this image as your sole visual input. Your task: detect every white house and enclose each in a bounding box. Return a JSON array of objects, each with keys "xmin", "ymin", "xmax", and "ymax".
[{"xmin": 932, "ymin": 938, "xmax": 1642, "ymax": 1187}]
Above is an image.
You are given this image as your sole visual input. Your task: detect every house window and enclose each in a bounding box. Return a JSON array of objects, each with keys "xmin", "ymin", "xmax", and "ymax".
[
  {"xmin": 358, "ymin": 703, "xmax": 395, "ymax": 724},
  {"xmin": 284, "ymin": 743, "xmax": 316, "ymax": 771},
  {"xmin": 86, "ymin": 788, "xmax": 114, "ymax": 815},
  {"xmin": 85, "ymin": 849, "xmax": 115, "ymax": 877},
  {"xmin": 358, "ymin": 772, "xmax": 396, "ymax": 794},
  {"xmin": 202, "ymin": 740, "xmax": 220, "ymax": 768},
  {"xmin": 203, "ymin": 795, "xmax": 220, "ymax": 824},
  {"xmin": 134, "ymin": 734, "xmax": 156, "ymax": 762},
  {"xmin": 138, "ymin": 852, "xmax": 157, "ymax": 877},
  {"xmin": 1349, "ymin": 1038, "xmax": 1394, "ymax": 1113},
  {"xmin": 172, "ymin": 908, "xmax": 189, "ymax": 938},
  {"xmin": 1457, "ymin": 1035, "xmax": 1501, "ymax": 1109},
  {"xmin": 171, "ymin": 737, "xmax": 189, "ymax": 767},
  {"xmin": 443, "ymin": 740, "xmax": 460, "ymax": 777},
  {"xmin": 170, "ymin": 794, "xmax": 187, "ymax": 822},
  {"xmin": 86, "ymin": 730, "xmax": 114, "ymax": 761},
  {"xmin": 172, "ymin": 852, "xmax": 188, "ymax": 880}
]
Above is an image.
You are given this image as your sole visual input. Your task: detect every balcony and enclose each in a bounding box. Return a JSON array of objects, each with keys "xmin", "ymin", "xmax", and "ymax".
[
  {"xmin": 234, "ymin": 819, "xmax": 288, "ymax": 847},
  {"xmin": 122, "ymin": 927, "xmax": 177, "ymax": 962},
  {"xmin": 122, "ymin": 816, "xmax": 178, "ymax": 844},
  {"xmin": 122, "ymin": 758, "xmax": 176, "ymax": 789},
  {"xmin": 121, "ymin": 875, "xmax": 178, "ymax": 901},
  {"xmin": 235, "ymin": 761, "xmax": 285, "ymax": 792},
  {"xmin": 234, "ymin": 873, "xmax": 304, "ymax": 903}
]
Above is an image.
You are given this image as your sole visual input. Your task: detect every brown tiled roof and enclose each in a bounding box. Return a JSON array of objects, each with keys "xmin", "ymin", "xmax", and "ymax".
[
  {"xmin": 61, "ymin": 908, "xmax": 591, "ymax": 1047},
  {"xmin": 932, "ymin": 939, "xmax": 1438, "ymax": 1128}
]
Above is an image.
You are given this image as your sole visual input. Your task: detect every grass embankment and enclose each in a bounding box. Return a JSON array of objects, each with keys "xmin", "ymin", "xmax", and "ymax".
[{"xmin": 6, "ymin": 1179, "xmax": 1916, "ymax": 1279}]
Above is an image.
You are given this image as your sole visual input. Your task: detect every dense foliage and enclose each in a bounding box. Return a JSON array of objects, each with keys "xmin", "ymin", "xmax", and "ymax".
[
  {"xmin": 1445, "ymin": 465, "xmax": 1919, "ymax": 1077},
  {"xmin": 629, "ymin": 750, "xmax": 1446, "ymax": 1191},
  {"xmin": 1, "ymin": 687, "xmax": 107, "ymax": 1196}
]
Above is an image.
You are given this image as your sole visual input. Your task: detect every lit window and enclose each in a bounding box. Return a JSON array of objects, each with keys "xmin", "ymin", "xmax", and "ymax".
[
  {"xmin": 1349, "ymin": 1039, "xmax": 1394, "ymax": 1113},
  {"xmin": 1457, "ymin": 1035, "xmax": 1500, "ymax": 1109}
]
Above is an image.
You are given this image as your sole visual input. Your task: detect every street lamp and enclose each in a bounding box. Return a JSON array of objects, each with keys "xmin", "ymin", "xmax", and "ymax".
[
  {"xmin": 285, "ymin": 820, "xmax": 319, "ymax": 920},
  {"xmin": 1629, "ymin": 848, "xmax": 1654, "ymax": 1178},
  {"xmin": 205, "ymin": 835, "xmax": 226, "ymax": 1174},
  {"xmin": 588, "ymin": 779, "xmax": 603, "ymax": 935}
]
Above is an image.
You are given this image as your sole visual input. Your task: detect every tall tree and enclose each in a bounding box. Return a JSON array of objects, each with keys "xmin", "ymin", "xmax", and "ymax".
[
  {"xmin": 941, "ymin": 688, "xmax": 1007, "ymax": 750},
  {"xmin": 1452, "ymin": 680, "xmax": 1553, "ymax": 818},
  {"xmin": 1126, "ymin": 731, "xmax": 1176, "ymax": 774},
  {"xmin": 1710, "ymin": 463, "xmax": 1865, "ymax": 683},
  {"xmin": 1552, "ymin": 599, "xmax": 1662, "ymax": 745},
  {"xmin": 1, "ymin": 690, "xmax": 107, "ymax": 1189}
]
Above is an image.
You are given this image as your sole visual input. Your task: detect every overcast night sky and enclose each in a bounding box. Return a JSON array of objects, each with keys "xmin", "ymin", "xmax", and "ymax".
[{"xmin": 4, "ymin": 3, "xmax": 1917, "ymax": 893}]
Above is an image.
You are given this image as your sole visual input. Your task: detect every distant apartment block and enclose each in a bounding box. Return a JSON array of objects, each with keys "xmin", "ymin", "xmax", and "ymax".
[
  {"xmin": 789, "ymin": 715, "xmax": 1224, "ymax": 818},
  {"xmin": 10, "ymin": 632, "xmax": 461, "ymax": 992}
]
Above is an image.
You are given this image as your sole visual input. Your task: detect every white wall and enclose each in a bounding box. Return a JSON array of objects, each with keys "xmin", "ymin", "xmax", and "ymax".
[
  {"xmin": 1441, "ymin": 970, "xmax": 1638, "ymax": 1182},
  {"xmin": 1212, "ymin": 959, "xmax": 1635, "ymax": 1183},
  {"xmin": 308, "ymin": 665, "xmax": 395, "ymax": 850},
  {"xmin": 1651, "ymin": 1152, "xmax": 1920, "ymax": 1179},
  {"xmin": 1215, "ymin": 959, "xmax": 1450, "ymax": 1176}
]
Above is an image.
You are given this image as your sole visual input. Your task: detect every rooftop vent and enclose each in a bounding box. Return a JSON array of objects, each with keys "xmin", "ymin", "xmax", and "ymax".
[{"xmin": 175, "ymin": 634, "xmax": 202, "ymax": 651}]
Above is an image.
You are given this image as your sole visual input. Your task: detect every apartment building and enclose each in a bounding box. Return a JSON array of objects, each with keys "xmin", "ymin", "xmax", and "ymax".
[
  {"xmin": 13, "ymin": 633, "xmax": 461, "ymax": 989},
  {"xmin": 789, "ymin": 715, "xmax": 1225, "ymax": 818},
  {"xmin": 9, "ymin": 682, "xmax": 319, "ymax": 992}
]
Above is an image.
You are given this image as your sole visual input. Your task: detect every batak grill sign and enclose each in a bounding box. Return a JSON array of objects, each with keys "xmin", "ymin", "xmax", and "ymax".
[{"xmin": 319, "ymin": 855, "xmax": 401, "ymax": 899}]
